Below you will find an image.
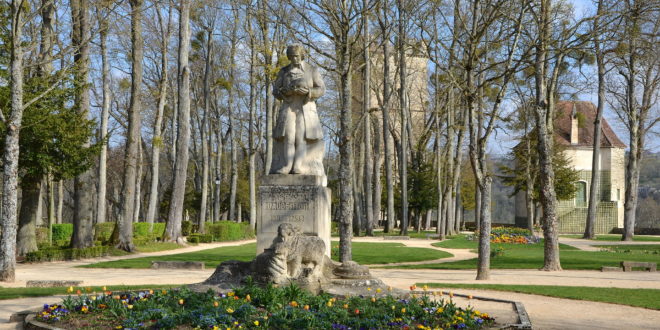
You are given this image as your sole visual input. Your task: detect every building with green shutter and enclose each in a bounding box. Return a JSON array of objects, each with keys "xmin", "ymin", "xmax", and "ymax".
[{"xmin": 514, "ymin": 101, "xmax": 626, "ymax": 234}]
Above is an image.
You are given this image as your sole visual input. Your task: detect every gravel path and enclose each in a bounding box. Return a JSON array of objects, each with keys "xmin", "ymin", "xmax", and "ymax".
[{"xmin": 1, "ymin": 236, "xmax": 659, "ymax": 329}]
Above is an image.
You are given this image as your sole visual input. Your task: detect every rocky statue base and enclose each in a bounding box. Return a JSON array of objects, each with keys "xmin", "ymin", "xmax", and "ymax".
[
  {"xmin": 191, "ymin": 223, "xmax": 399, "ymax": 297},
  {"xmin": 256, "ymin": 174, "xmax": 331, "ymax": 256}
]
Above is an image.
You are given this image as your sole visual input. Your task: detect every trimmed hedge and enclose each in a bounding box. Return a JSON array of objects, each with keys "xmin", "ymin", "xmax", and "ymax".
[
  {"xmin": 205, "ymin": 221, "xmax": 255, "ymax": 241},
  {"xmin": 188, "ymin": 234, "xmax": 213, "ymax": 244},
  {"xmin": 36, "ymin": 221, "xmax": 251, "ymax": 247},
  {"xmin": 52, "ymin": 224, "xmax": 73, "ymax": 242},
  {"xmin": 25, "ymin": 246, "xmax": 110, "ymax": 262},
  {"xmin": 94, "ymin": 222, "xmax": 115, "ymax": 242}
]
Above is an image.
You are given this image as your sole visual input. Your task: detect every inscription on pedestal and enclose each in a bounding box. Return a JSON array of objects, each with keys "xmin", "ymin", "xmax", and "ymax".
[{"xmin": 257, "ymin": 183, "xmax": 331, "ymax": 256}]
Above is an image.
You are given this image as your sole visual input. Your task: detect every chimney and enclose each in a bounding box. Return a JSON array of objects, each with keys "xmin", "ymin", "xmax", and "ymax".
[{"xmin": 571, "ymin": 103, "xmax": 579, "ymax": 145}]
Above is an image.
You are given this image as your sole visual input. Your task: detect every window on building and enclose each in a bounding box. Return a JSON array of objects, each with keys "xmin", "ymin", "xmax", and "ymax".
[
  {"xmin": 575, "ymin": 181, "xmax": 587, "ymax": 207},
  {"xmin": 617, "ymin": 189, "xmax": 620, "ymax": 201}
]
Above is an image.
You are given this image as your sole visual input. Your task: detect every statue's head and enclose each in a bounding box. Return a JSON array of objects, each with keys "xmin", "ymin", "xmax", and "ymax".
[
  {"xmin": 286, "ymin": 44, "xmax": 305, "ymax": 65},
  {"xmin": 277, "ymin": 223, "xmax": 298, "ymax": 240}
]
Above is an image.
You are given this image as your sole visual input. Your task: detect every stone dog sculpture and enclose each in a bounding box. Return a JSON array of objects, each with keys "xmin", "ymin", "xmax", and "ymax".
[{"xmin": 256, "ymin": 223, "xmax": 326, "ymax": 284}]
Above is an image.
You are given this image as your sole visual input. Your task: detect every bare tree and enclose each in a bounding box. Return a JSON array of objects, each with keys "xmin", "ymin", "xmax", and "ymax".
[
  {"xmin": 165, "ymin": 0, "xmax": 192, "ymax": 243},
  {"xmin": 1, "ymin": 0, "xmax": 27, "ymax": 281},
  {"xmin": 362, "ymin": 0, "xmax": 374, "ymax": 236},
  {"xmin": 117, "ymin": 0, "xmax": 145, "ymax": 252},
  {"xmin": 584, "ymin": 0, "xmax": 613, "ymax": 239},
  {"xmin": 71, "ymin": 0, "xmax": 95, "ymax": 249},
  {"xmin": 96, "ymin": 2, "xmax": 113, "ymax": 225},
  {"xmin": 609, "ymin": 0, "xmax": 660, "ymax": 241},
  {"xmin": 145, "ymin": 3, "xmax": 172, "ymax": 232},
  {"xmin": 531, "ymin": 0, "xmax": 590, "ymax": 270},
  {"xmin": 376, "ymin": 0, "xmax": 396, "ymax": 234}
]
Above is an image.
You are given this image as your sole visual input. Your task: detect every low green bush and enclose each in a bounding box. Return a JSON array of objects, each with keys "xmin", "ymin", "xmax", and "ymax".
[
  {"xmin": 94, "ymin": 223, "xmax": 115, "ymax": 242},
  {"xmin": 188, "ymin": 234, "xmax": 213, "ymax": 244},
  {"xmin": 51, "ymin": 224, "xmax": 73, "ymax": 242},
  {"xmin": 25, "ymin": 246, "xmax": 110, "ymax": 262},
  {"xmin": 133, "ymin": 222, "xmax": 166, "ymax": 238},
  {"xmin": 181, "ymin": 221, "xmax": 193, "ymax": 236},
  {"xmin": 205, "ymin": 221, "xmax": 254, "ymax": 241}
]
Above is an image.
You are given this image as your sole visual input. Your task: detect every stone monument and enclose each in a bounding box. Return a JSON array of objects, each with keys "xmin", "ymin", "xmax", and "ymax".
[
  {"xmin": 194, "ymin": 45, "xmax": 398, "ymax": 297},
  {"xmin": 257, "ymin": 44, "xmax": 331, "ymax": 256}
]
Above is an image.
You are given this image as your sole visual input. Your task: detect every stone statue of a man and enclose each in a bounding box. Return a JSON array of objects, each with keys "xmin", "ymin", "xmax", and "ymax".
[{"xmin": 270, "ymin": 45, "xmax": 326, "ymax": 176}]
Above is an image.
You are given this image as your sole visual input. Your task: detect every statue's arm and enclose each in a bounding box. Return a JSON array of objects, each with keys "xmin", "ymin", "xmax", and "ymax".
[{"xmin": 308, "ymin": 67, "xmax": 325, "ymax": 100}]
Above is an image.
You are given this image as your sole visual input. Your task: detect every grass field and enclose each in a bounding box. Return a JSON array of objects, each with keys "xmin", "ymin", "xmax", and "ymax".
[
  {"xmin": 561, "ymin": 234, "xmax": 660, "ymax": 242},
  {"xmin": 83, "ymin": 242, "xmax": 452, "ymax": 269},
  {"xmin": 399, "ymin": 235, "xmax": 660, "ymax": 270},
  {"xmin": 416, "ymin": 283, "xmax": 660, "ymax": 310},
  {"xmin": 596, "ymin": 244, "xmax": 660, "ymax": 254}
]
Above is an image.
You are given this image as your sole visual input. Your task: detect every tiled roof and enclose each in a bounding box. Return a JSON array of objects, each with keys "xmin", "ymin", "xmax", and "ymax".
[{"xmin": 555, "ymin": 100, "xmax": 626, "ymax": 148}]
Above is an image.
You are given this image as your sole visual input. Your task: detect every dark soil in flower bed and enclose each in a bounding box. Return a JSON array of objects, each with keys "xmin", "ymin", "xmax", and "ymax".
[{"xmin": 35, "ymin": 280, "xmax": 494, "ymax": 329}]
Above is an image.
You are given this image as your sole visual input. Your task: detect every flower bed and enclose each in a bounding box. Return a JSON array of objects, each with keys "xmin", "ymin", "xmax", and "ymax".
[
  {"xmin": 470, "ymin": 227, "xmax": 538, "ymax": 244},
  {"xmin": 36, "ymin": 282, "xmax": 494, "ymax": 329}
]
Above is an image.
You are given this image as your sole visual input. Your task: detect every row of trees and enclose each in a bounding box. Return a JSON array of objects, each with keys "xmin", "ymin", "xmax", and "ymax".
[{"xmin": 0, "ymin": 0, "xmax": 657, "ymax": 282}]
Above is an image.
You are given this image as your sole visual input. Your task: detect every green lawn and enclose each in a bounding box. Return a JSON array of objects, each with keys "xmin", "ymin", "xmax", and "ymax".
[
  {"xmin": 432, "ymin": 235, "xmax": 578, "ymax": 251},
  {"xmin": 562, "ymin": 234, "xmax": 660, "ymax": 242},
  {"xmin": 83, "ymin": 242, "xmax": 452, "ymax": 269},
  {"xmin": 416, "ymin": 283, "xmax": 660, "ymax": 310},
  {"xmin": 596, "ymin": 244, "xmax": 660, "ymax": 254},
  {"xmin": 398, "ymin": 235, "xmax": 660, "ymax": 270},
  {"xmin": 331, "ymin": 242, "xmax": 452, "ymax": 264},
  {"xmin": 0, "ymin": 284, "xmax": 178, "ymax": 300},
  {"xmin": 81, "ymin": 243, "xmax": 258, "ymax": 269},
  {"xmin": 134, "ymin": 241, "xmax": 188, "ymax": 253}
]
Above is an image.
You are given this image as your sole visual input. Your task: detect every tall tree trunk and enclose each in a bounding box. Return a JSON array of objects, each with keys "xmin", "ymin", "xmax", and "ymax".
[
  {"xmin": 0, "ymin": 0, "xmax": 24, "ymax": 281},
  {"xmin": 71, "ymin": 0, "xmax": 95, "ymax": 249},
  {"xmin": 227, "ymin": 9, "xmax": 239, "ymax": 223},
  {"xmin": 381, "ymin": 0, "xmax": 395, "ymax": 234},
  {"xmin": 623, "ymin": 133, "xmax": 642, "ymax": 241},
  {"xmin": 535, "ymin": 0, "xmax": 562, "ymax": 271},
  {"xmin": 474, "ymin": 182, "xmax": 481, "ymax": 231},
  {"xmin": 165, "ymin": 0, "xmax": 191, "ymax": 243},
  {"xmin": 247, "ymin": 20, "xmax": 257, "ymax": 229},
  {"xmin": 133, "ymin": 141, "xmax": 143, "ymax": 223},
  {"xmin": 57, "ymin": 180, "xmax": 63, "ymax": 224},
  {"xmin": 372, "ymin": 117, "xmax": 383, "ymax": 231},
  {"xmin": 338, "ymin": 51, "xmax": 355, "ymax": 262},
  {"xmin": 17, "ymin": 179, "xmax": 41, "ymax": 256},
  {"xmin": 97, "ymin": 11, "xmax": 110, "ymax": 224},
  {"xmin": 363, "ymin": 0, "xmax": 374, "ymax": 236},
  {"xmin": 257, "ymin": 0, "xmax": 273, "ymax": 175},
  {"xmin": 584, "ymin": 0, "xmax": 606, "ymax": 240},
  {"xmin": 213, "ymin": 125, "xmax": 223, "ymax": 223},
  {"xmin": 35, "ymin": 179, "xmax": 44, "ymax": 226},
  {"xmin": 47, "ymin": 173, "xmax": 55, "ymax": 244},
  {"xmin": 117, "ymin": 0, "xmax": 145, "ymax": 252},
  {"xmin": 199, "ymin": 28, "xmax": 213, "ymax": 233},
  {"xmin": 146, "ymin": 5, "xmax": 170, "ymax": 233},
  {"xmin": 397, "ymin": 0, "xmax": 409, "ymax": 235},
  {"xmin": 476, "ymin": 177, "xmax": 492, "ymax": 279}
]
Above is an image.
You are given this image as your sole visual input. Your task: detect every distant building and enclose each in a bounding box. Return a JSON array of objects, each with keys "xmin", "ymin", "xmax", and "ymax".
[
  {"xmin": 352, "ymin": 48, "xmax": 429, "ymax": 146},
  {"xmin": 515, "ymin": 101, "xmax": 626, "ymax": 233}
]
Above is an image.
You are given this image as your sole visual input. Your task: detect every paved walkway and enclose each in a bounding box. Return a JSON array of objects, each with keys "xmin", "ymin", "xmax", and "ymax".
[{"xmin": 1, "ymin": 236, "xmax": 659, "ymax": 329}]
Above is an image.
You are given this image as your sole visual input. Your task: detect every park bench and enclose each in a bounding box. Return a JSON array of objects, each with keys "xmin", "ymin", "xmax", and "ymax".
[
  {"xmin": 621, "ymin": 261, "xmax": 656, "ymax": 272},
  {"xmin": 151, "ymin": 261, "xmax": 205, "ymax": 270}
]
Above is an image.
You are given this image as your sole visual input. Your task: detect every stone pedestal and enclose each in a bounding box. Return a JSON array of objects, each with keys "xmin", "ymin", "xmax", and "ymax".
[{"xmin": 257, "ymin": 174, "xmax": 331, "ymax": 256}]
